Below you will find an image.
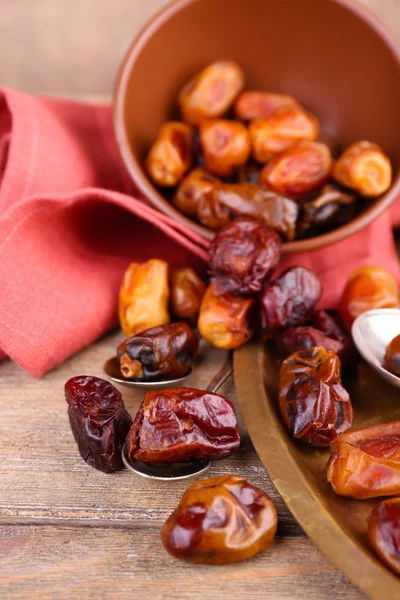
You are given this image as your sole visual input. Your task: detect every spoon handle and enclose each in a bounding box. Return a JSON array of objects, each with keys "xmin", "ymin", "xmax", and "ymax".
[{"xmin": 205, "ymin": 352, "xmax": 233, "ymax": 393}]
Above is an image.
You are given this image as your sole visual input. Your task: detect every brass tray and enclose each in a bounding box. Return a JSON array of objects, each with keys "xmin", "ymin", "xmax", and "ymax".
[{"xmin": 234, "ymin": 340, "xmax": 400, "ymax": 600}]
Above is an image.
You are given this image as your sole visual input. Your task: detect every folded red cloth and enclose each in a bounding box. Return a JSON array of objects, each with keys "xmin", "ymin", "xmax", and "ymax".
[{"xmin": 0, "ymin": 88, "xmax": 398, "ymax": 377}]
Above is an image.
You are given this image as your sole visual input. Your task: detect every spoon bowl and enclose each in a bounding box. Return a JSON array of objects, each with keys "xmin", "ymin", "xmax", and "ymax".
[
  {"xmin": 351, "ymin": 308, "xmax": 400, "ymax": 389},
  {"xmin": 103, "ymin": 356, "xmax": 191, "ymax": 389}
]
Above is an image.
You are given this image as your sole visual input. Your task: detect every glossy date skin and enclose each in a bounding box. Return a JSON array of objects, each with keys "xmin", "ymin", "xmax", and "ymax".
[
  {"xmin": 368, "ymin": 498, "xmax": 400, "ymax": 575},
  {"xmin": 327, "ymin": 421, "xmax": 400, "ymax": 499},
  {"xmin": 234, "ymin": 90, "xmax": 301, "ymax": 121},
  {"xmin": 260, "ymin": 267, "xmax": 322, "ymax": 339},
  {"xmin": 312, "ymin": 309, "xmax": 356, "ymax": 366},
  {"xmin": 162, "ymin": 475, "xmax": 277, "ymax": 564},
  {"xmin": 209, "ymin": 217, "xmax": 281, "ymax": 296},
  {"xmin": 259, "ymin": 142, "xmax": 333, "ymax": 198},
  {"xmin": 198, "ymin": 283, "xmax": 255, "ymax": 349},
  {"xmin": 173, "ymin": 167, "xmax": 219, "ymax": 218},
  {"xmin": 170, "ymin": 267, "xmax": 206, "ymax": 323},
  {"xmin": 333, "ymin": 141, "xmax": 392, "ymax": 197},
  {"xmin": 65, "ymin": 376, "xmax": 132, "ymax": 473},
  {"xmin": 125, "ymin": 388, "xmax": 240, "ymax": 463},
  {"xmin": 117, "ymin": 322, "xmax": 198, "ymax": 381},
  {"xmin": 199, "ymin": 119, "xmax": 251, "ymax": 176},
  {"xmin": 339, "ymin": 266, "xmax": 399, "ymax": 329},
  {"xmin": 385, "ymin": 334, "xmax": 400, "ymax": 377},
  {"xmin": 178, "ymin": 61, "xmax": 244, "ymax": 125},
  {"xmin": 119, "ymin": 259, "xmax": 170, "ymax": 338},
  {"xmin": 277, "ymin": 326, "xmax": 343, "ymax": 357},
  {"xmin": 297, "ymin": 183, "xmax": 356, "ymax": 236},
  {"xmin": 146, "ymin": 122, "xmax": 193, "ymax": 187},
  {"xmin": 279, "ymin": 346, "xmax": 353, "ymax": 446}
]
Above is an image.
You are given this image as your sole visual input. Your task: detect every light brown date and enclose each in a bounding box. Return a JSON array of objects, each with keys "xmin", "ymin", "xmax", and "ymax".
[
  {"xmin": 198, "ymin": 283, "xmax": 254, "ymax": 349},
  {"xmin": 170, "ymin": 267, "xmax": 206, "ymax": 323},
  {"xmin": 172, "ymin": 167, "xmax": 219, "ymax": 218},
  {"xmin": 146, "ymin": 122, "xmax": 193, "ymax": 187},
  {"xmin": 234, "ymin": 90, "xmax": 301, "ymax": 120},
  {"xmin": 178, "ymin": 61, "xmax": 244, "ymax": 125},
  {"xmin": 199, "ymin": 119, "xmax": 251, "ymax": 176},
  {"xmin": 161, "ymin": 475, "xmax": 277, "ymax": 564},
  {"xmin": 259, "ymin": 142, "xmax": 333, "ymax": 198},
  {"xmin": 249, "ymin": 108, "xmax": 319, "ymax": 163},
  {"xmin": 368, "ymin": 498, "xmax": 400, "ymax": 575},
  {"xmin": 119, "ymin": 259, "xmax": 170, "ymax": 338},
  {"xmin": 327, "ymin": 421, "xmax": 400, "ymax": 499},
  {"xmin": 333, "ymin": 141, "xmax": 392, "ymax": 197}
]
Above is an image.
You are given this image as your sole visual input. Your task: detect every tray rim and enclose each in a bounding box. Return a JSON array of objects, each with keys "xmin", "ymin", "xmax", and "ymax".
[{"xmin": 234, "ymin": 340, "xmax": 400, "ymax": 600}]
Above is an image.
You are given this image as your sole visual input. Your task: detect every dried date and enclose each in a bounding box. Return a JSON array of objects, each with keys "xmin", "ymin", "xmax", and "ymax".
[
  {"xmin": 126, "ymin": 388, "xmax": 240, "ymax": 463},
  {"xmin": 199, "ymin": 119, "xmax": 251, "ymax": 176},
  {"xmin": 146, "ymin": 122, "xmax": 193, "ymax": 187},
  {"xmin": 327, "ymin": 421, "xmax": 400, "ymax": 499},
  {"xmin": 297, "ymin": 183, "xmax": 357, "ymax": 236},
  {"xmin": 279, "ymin": 346, "xmax": 353, "ymax": 446},
  {"xmin": 170, "ymin": 267, "xmax": 206, "ymax": 323},
  {"xmin": 368, "ymin": 498, "xmax": 400, "ymax": 575},
  {"xmin": 117, "ymin": 322, "xmax": 198, "ymax": 382},
  {"xmin": 65, "ymin": 376, "xmax": 132, "ymax": 473},
  {"xmin": 173, "ymin": 167, "xmax": 219, "ymax": 218},
  {"xmin": 162, "ymin": 475, "xmax": 277, "ymax": 564},
  {"xmin": 385, "ymin": 334, "xmax": 400, "ymax": 376},
  {"xmin": 234, "ymin": 90, "xmax": 301, "ymax": 121},
  {"xmin": 333, "ymin": 141, "xmax": 392, "ymax": 197}
]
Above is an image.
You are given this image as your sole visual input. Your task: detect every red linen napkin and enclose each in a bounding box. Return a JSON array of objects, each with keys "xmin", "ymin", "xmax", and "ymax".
[{"xmin": 0, "ymin": 88, "xmax": 399, "ymax": 378}]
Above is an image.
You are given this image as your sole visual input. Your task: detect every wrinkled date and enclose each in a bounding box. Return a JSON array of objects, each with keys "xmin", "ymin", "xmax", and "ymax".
[
  {"xmin": 178, "ymin": 61, "xmax": 244, "ymax": 125},
  {"xmin": 234, "ymin": 90, "xmax": 301, "ymax": 121},
  {"xmin": 117, "ymin": 322, "xmax": 198, "ymax": 382},
  {"xmin": 198, "ymin": 283, "xmax": 255, "ymax": 349},
  {"xmin": 209, "ymin": 217, "xmax": 281, "ymax": 296},
  {"xmin": 312, "ymin": 309, "xmax": 356, "ymax": 365},
  {"xmin": 170, "ymin": 267, "xmax": 206, "ymax": 323},
  {"xmin": 279, "ymin": 346, "xmax": 353, "ymax": 446},
  {"xmin": 368, "ymin": 498, "xmax": 400, "ymax": 575},
  {"xmin": 199, "ymin": 119, "xmax": 251, "ymax": 176},
  {"xmin": 327, "ymin": 421, "xmax": 400, "ymax": 498},
  {"xmin": 339, "ymin": 266, "xmax": 399, "ymax": 328},
  {"xmin": 119, "ymin": 259, "xmax": 170, "ymax": 338},
  {"xmin": 297, "ymin": 183, "xmax": 356, "ymax": 236},
  {"xmin": 249, "ymin": 108, "xmax": 319, "ymax": 163},
  {"xmin": 161, "ymin": 475, "xmax": 277, "ymax": 564},
  {"xmin": 277, "ymin": 326, "xmax": 344, "ymax": 358},
  {"xmin": 173, "ymin": 167, "xmax": 219, "ymax": 218},
  {"xmin": 333, "ymin": 141, "xmax": 392, "ymax": 197},
  {"xmin": 126, "ymin": 388, "xmax": 240, "ymax": 463},
  {"xmin": 385, "ymin": 334, "xmax": 400, "ymax": 377},
  {"xmin": 260, "ymin": 267, "xmax": 322, "ymax": 338},
  {"xmin": 146, "ymin": 122, "xmax": 193, "ymax": 187},
  {"xmin": 65, "ymin": 376, "xmax": 132, "ymax": 473},
  {"xmin": 259, "ymin": 142, "xmax": 333, "ymax": 198}
]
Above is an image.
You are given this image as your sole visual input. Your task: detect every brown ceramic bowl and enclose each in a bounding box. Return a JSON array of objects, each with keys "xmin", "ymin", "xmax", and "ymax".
[{"xmin": 113, "ymin": 0, "xmax": 400, "ymax": 253}]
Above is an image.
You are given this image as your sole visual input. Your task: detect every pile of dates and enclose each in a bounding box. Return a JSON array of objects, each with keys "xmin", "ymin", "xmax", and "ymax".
[{"xmin": 146, "ymin": 60, "xmax": 393, "ymax": 240}]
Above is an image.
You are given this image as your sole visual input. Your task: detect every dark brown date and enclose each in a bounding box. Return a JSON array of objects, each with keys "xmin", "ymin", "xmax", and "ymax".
[
  {"xmin": 170, "ymin": 267, "xmax": 206, "ymax": 323},
  {"xmin": 234, "ymin": 90, "xmax": 301, "ymax": 120},
  {"xmin": 196, "ymin": 186, "xmax": 231, "ymax": 230},
  {"xmin": 125, "ymin": 388, "xmax": 240, "ymax": 463},
  {"xmin": 277, "ymin": 326, "xmax": 343, "ymax": 357},
  {"xmin": 209, "ymin": 217, "xmax": 281, "ymax": 296},
  {"xmin": 368, "ymin": 499, "xmax": 400, "ymax": 575},
  {"xmin": 65, "ymin": 376, "xmax": 132, "ymax": 473},
  {"xmin": 199, "ymin": 119, "xmax": 251, "ymax": 176},
  {"xmin": 297, "ymin": 184, "xmax": 357, "ymax": 236},
  {"xmin": 312, "ymin": 310, "xmax": 356, "ymax": 366},
  {"xmin": 279, "ymin": 346, "xmax": 353, "ymax": 446},
  {"xmin": 385, "ymin": 334, "xmax": 400, "ymax": 376},
  {"xmin": 259, "ymin": 142, "xmax": 333, "ymax": 198},
  {"xmin": 161, "ymin": 475, "xmax": 277, "ymax": 564},
  {"xmin": 260, "ymin": 267, "xmax": 322, "ymax": 338},
  {"xmin": 117, "ymin": 322, "xmax": 198, "ymax": 382},
  {"xmin": 146, "ymin": 122, "xmax": 193, "ymax": 187},
  {"xmin": 237, "ymin": 162, "xmax": 261, "ymax": 184}
]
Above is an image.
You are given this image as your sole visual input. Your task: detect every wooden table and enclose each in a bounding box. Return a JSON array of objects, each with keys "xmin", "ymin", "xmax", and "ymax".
[{"xmin": 0, "ymin": 331, "xmax": 367, "ymax": 600}]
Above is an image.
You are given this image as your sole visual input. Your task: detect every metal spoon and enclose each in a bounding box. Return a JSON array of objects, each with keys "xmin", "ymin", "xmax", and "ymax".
[
  {"xmin": 121, "ymin": 353, "xmax": 233, "ymax": 481},
  {"xmin": 103, "ymin": 356, "xmax": 192, "ymax": 389},
  {"xmin": 352, "ymin": 308, "xmax": 400, "ymax": 389}
]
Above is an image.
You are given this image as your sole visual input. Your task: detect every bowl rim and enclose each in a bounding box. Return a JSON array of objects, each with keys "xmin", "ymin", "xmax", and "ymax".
[{"xmin": 113, "ymin": 0, "xmax": 400, "ymax": 254}]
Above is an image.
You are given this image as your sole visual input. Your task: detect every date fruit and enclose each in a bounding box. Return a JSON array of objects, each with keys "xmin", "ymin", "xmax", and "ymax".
[
  {"xmin": 146, "ymin": 122, "xmax": 193, "ymax": 187},
  {"xmin": 178, "ymin": 61, "xmax": 244, "ymax": 125},
  {"xmin": 333, "ymin": 141, "xmax": 392, "ymax": 197},
  {"xmin": 173, "ymin": 167, "xmax": 219, "ymax": 218},
  {"xmin": 126, "ymin": 388, "xmax": 240, "ymax": 463},
  {"xmin": 260, "ymin": 267, "xmax": 322, "ymax": 338},
  {"xmin": 368, "ymin": 498, "xmax": 400, "ymax": 575},
  {"xmin": 199, "ymin": 119, "xmax": 251, "ymax": 176},
  {"xmin": 209, "ymin": 217, "xmax": 281, "ymax": 296},
  {"xmin": 297, "ymin": 183, "xmax": 356, "ymax": 236},
  {"xmin": 312, "ymin": 309, "xmax": 356, "ymax": 366},
  {"xmin": 119, "ymin": 259, "xmax": 170, "ymax": 338},
  {"xmin": 117, "ymin": 322, "xmax": 198, "ymax": 382},
  {"xmin": 259, "ymin": 142, "xmax": 333, "ymax": 198},
  {"xmin": 385, "ymin": 334, "xmax": 400, "ymax": 377},
  {"xmin": 277, "ymin": 326, "xmax": 343, "ymax": 357},
  {"xmin": 327, "ymin": 421, "xmax": 400, "ymax": 499},
  {"xmin": 198, "ymin": 283, "xmax": 255, "ymax": 349},
  {"xmin": 170, "ymin": 267, "xmax": 206, "ymax": 323},
  {"xmin": 65, "ymin": 376, "xmax": 132, "ymax": 473},
  {"xmin": 234, "ymin": 90, "xmax": 301, "ymax": 121},
  {"xmin": 249, "ymin": 108, "xmax": 319, "ymax": 163},
  {"xmin": 339, "ymin": 266, "xmax": 399, "ymax": 328},
  {"xmin": 279, "ymin": 346, "xmax": 353, "ymax": 446},
  {"xmin": 162, "ymin": 475, "xmax": 277, "ymax": 564}
]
